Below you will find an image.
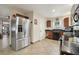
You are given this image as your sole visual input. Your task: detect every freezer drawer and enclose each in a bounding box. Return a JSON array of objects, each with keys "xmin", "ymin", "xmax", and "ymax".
[
  {"xmin": 16, "ymin": 40, "xmax": 23, "ymax": 50},
  {"xmin": 16, "ymin": 39, "xmax": 29, "ymax": 50}
]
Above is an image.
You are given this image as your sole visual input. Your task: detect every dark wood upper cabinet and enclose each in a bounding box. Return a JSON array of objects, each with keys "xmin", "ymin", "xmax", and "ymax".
[
  {"xmin": 64, "ymin": 17, "xmax": 69, "ymax": 28},
  {"xmin": 46, "ymin": 20, "xmax": 51, "ymax": 27}
]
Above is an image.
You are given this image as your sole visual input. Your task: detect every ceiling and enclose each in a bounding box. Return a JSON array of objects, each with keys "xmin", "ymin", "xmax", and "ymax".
[{"xmin": 0, "ymin": 4, "xmax": 73, "ymax": 17}]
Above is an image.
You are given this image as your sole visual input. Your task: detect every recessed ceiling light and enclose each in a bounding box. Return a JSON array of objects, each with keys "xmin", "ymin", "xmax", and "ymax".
[
  {"xmin": 52, "ymin": 9, "xmax": 55, "ymax": 12},
  {"xmin": 68, "ymin": 4, "xmax": 73, "ymax": 6}
]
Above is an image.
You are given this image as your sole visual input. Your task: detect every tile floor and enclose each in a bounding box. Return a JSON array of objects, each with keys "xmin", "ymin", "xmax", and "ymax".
[{"xmin": 0, "ymin": 39, "xmax": 60, "ymax": 55}]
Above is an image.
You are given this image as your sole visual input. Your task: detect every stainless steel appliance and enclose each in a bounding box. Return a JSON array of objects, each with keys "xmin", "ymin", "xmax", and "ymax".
[
  {"xmin": 11, "ymin": 14, "xmax": 30, "ymax": 50},
  {"xmin": 71, "ymin": 4, "xmax": 79, "ymax": 26},
  {"xmin": 60, "ymin": 4, "xmax": 79, "ymax": 55},
  {"xmin": 64, "ymin": 26, "xmax": 73, "ymax": 37}
]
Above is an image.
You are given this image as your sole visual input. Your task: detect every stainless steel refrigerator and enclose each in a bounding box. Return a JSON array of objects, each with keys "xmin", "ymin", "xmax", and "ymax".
[{"xmin": 11, "ymin": 14, "xmax": 30, "ymax": 50}]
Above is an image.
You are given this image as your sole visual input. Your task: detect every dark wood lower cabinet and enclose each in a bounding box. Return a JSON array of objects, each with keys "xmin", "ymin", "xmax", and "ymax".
[
  {"xmin": 45, "ymin": 30, "xmax": 63, "ymax": 40},
  {"xmin": 46, "ymin": 30, "xmax": 53, "ymax": 39}
]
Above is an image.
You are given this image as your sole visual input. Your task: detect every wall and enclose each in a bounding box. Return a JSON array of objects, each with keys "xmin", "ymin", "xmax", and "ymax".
[
  {"xmin": 46, "ymin": 15, "xmax": 71, "ymax": 30},
  {"xmin": 11, "ymin": 8, "xmax": 46, "ymax": 43},
  {"xmin": 52, "ymin": 17, "xmax": 64, "ymax": 29},
  {"xmin": 0, "ymin": 6, "xmax": 10, "ymax": 49},
  {"xmin": 32, "ymin": 12, "xmax": 45, "ymax": 42},
  {"xmin": 39, "ymin": 15, "xmax": 46, "ymax": 40},
  {"xmin": 0, "ymin": 6, "xmax": 46, "ymax": 48},
  {"xmin": 24, "ymin": 12, "xmax": 33, "ymax": 43},
  {"xmin": 46, "ymin": 17, "xmax": 64, "ymax": 29},
  {"xmin": 24, "ymin": 11, "xmax": 46, "ymax": 43},
  {"xmin": 0, "ymin": 6, "xmax": 31, "ymax": 48}
]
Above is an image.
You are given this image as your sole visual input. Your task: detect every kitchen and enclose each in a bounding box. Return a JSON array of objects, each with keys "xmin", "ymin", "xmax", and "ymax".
[
  {"xmin": 0, "ymin": 4, "xmax": 79, "ymax": 55},
  {"xmin": 45, "ymin": 15, "xmax": 71, "ymax": 40}
]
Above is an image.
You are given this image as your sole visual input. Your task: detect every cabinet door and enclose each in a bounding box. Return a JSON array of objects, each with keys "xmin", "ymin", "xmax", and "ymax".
[
  {"xmin": 47, "ymin": 20, "xmax": 51, "ymax": 27},
  {"xmin": 46, "ymin": 31, "xmax": 53, "ymax": 39},
  {"xmin": 64, "ymin": 17, "xmax": 69, "ymax": 28}
]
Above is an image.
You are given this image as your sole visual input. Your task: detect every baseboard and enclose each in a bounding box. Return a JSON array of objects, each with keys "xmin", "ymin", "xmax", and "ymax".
[{"xmin": 31, "ymin": 40, "xmax": 41, "ymax": 44}]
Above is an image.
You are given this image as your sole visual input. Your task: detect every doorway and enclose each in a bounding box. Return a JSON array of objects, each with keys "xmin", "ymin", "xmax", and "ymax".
[{"xmin": 0, "ymin": 17, "xmax": 10, "ymax": 50}]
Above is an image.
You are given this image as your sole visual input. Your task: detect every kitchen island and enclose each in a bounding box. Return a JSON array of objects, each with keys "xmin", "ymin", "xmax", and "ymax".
[{"xmin": 45, "ymin": 29, "xmax": 64, "ymax": 40}]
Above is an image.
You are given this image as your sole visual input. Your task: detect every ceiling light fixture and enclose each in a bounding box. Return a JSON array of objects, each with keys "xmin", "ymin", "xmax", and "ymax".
[{"xmin": 52, "ymin": 9, "xmax": 55, "ymax": 12}]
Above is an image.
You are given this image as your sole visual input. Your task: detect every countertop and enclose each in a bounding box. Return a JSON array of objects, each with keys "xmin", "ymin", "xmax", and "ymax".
[{"xmin": 45, "ymin": 29, "xmax": 64, "ymax": 32}]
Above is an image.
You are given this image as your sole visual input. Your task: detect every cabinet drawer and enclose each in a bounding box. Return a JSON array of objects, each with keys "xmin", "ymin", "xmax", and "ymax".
[
  {"xmin": 48, "ymin": 35, "xmax": 53, "ymax": 39},
  {"xmin": 48, "ymin": 32, "xmax": 52, "ymax": 35},
  {"xmin": 46, "ymin": 30, "xmax": 53, "ymax": 39}
]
